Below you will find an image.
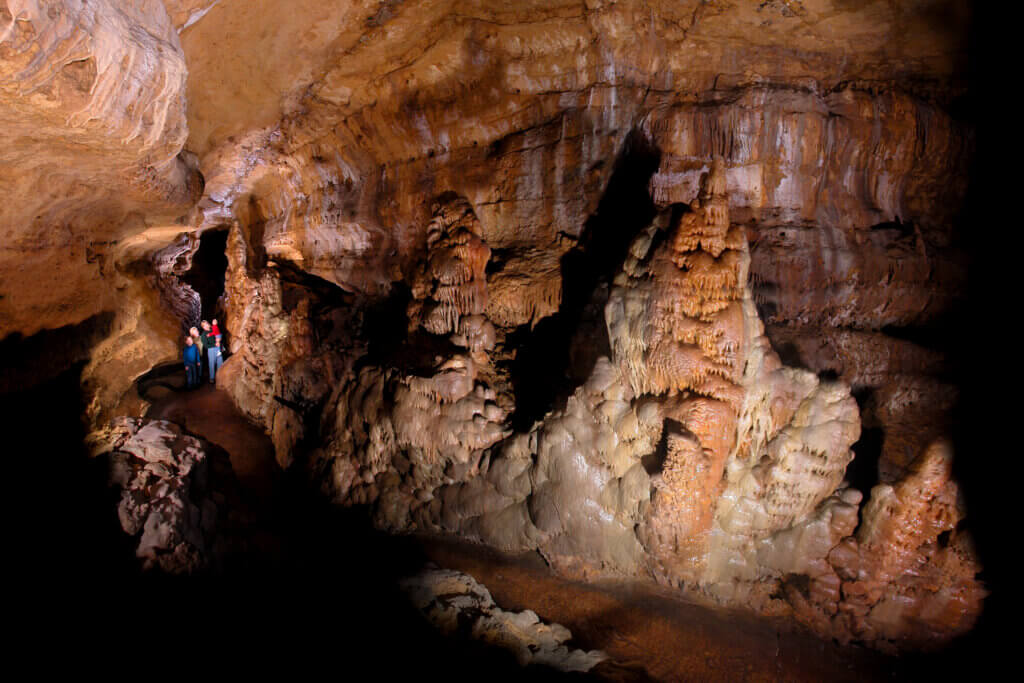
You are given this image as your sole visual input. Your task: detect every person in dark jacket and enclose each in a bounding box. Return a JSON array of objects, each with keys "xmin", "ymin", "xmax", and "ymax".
[
  {"xmin": 200, "ymin": 321, "xmax": 213, "ymax": 350},
  {"xmin": 208, "ymin": 336, "xmax": 224, "ymax": 384},
  {"xmin": 189, "ymin": 326, "xmax": 203, "ymax": 375},
  {"xmin": 182, "ymin": 336, "xmax": 201, "ymax": 388}
]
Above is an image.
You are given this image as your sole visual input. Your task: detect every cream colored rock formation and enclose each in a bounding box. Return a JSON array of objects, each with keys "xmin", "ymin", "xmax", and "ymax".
[
  {"xmin": 271, "ymin": 163, "xmax": 979, "ymax": 649},
  {"xmin": 408, "ymin": 195, "xmax": 493, "ymax": 342},
  {"xmin": 602, "ymin": 164, "xmax": 862, "ymax": 605},
  {"xmin": 401, "ymin": 567, "xmax": 608, "ymax": 673},
  {"xmin": 2, "ymin": 0, "xmax": 981, "ymax": 654}
]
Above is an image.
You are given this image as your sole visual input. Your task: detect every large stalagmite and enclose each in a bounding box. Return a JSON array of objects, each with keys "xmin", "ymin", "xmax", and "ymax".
[
  {"xmin": 223, "ymin": 162, "xmax": 980, "ymax": 648},
  {"xmin": 2, "ymin": 0, "xmax": 984, "ymax": 658}
]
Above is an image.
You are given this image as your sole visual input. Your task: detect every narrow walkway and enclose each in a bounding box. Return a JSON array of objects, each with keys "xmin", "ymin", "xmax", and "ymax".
[{"xmin": 143, "ymin": 377, "xmax": 278, "ymax": 504}]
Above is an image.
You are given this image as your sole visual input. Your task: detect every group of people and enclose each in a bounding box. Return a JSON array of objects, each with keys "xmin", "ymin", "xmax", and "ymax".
[{"xmin": 182, "ymin": 319, "xmax": 225, "ymax": 388}]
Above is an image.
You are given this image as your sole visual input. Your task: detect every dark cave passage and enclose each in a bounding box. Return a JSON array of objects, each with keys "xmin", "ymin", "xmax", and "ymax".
[
  {"xmin": 183, "ymin": 228, "xmax": 229, "ymax": 322},
  {"xmin": 847, "ymin": 430, "xmax": 885, "ymax": 493},
  {"xmin": 4, "ymin": 360, "xmax": 137, "ymax": 590},
  {"xmin": 0, "ymin": 311, "xmax": 115, "ymax": 394},
  {"xmin": 506, "ymin": 129, "xmax": 662, "ymax": 430}
]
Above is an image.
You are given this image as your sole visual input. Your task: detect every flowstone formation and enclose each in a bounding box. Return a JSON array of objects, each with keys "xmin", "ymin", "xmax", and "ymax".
[
  {"xmin": 3, "ymin": 0, "xmax": 984, "ymax": 661},
  {"xmin": 307, "ymin": 196, "xmax": 512, "ymax": 530},
  {"xmin": 212, "ymin": 162, "xmax": 982, "ymax": 650},
  {"xmin": 611, "ymin": 161, "xmax": 754, "ymax": 583},
  {"xmin": 408, "ymin": 195, "xmax": 494, "ymax": 346}
]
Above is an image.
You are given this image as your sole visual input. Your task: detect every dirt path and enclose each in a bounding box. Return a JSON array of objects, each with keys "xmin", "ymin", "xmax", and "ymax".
[
  {"xmin": 141, "ymin": 369, "xmax": 279, "ymax": 504},
  {"xmin": 419, "ymin": 536, "xmax": 893, "ymax": 682}
]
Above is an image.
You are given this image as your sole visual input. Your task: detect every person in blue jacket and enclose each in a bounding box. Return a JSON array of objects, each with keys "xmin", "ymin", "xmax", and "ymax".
[
  {"xmin": 183, "ymin": 336, "xmax": 201, "ymax": 388},
  {"xmin": 208, "ymin": 335, "xmax": 224, "ymax": 384}
]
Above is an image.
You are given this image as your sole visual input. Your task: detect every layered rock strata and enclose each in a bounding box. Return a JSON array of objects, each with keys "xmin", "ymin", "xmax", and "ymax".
[{"xmin": 1, "ymin": 0, "xmax": 201, "ymax": 338}]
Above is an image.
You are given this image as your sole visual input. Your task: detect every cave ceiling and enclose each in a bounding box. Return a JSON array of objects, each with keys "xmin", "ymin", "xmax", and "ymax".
[
  {"xmin": 1, "ymin": 0, "xmax": 971, "ymax": 337},
  {"xmin": 0, "ymin": 0, "xmax": 987, "ymax": 657}
]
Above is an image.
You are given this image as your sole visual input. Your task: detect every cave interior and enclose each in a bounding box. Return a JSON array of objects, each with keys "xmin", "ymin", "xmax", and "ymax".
[{"xmin": 0, "ymin": 0, "xmax": 1007, "ymax": 677}]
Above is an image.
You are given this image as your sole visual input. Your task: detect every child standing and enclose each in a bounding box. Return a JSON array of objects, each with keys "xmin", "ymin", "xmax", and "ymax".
[{"xmin": 182, "ymin": 336, "xmax": 200, "ymax": 388}]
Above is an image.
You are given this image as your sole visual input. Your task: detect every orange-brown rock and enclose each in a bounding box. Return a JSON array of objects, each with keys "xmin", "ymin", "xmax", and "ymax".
[
  {"xmin": 408, "ymin": 195, "xmax": 492, "ymax": 340},
  {"xmin": 1, "ymin": 0, "xmax": 201, "ymax": 338},
  {"xmin": 829, "ymin": 439, "xmax": 985, "ymax": 648},
  {"xmin": 607, "ymin": 161, "xmax": 750, "ymax": 581},
  {"xmin": 0, "ymin": 0, "xmax": 983, "ymax": 658}
]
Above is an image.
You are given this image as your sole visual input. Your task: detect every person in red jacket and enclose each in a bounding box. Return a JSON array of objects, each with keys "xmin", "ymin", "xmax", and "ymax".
[{"xmin": 211, "ymin": 318, "xmax": 221, "ymax": 340}]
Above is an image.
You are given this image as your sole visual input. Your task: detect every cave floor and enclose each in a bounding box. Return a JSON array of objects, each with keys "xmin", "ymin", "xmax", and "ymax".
[
  {"xmin": 418, "ymin": 536, "xmax": 893, "ymax": 682},
  {"xmin": 137, "ymin": 373, "xmax": 900, "ymax": 681},
  {"xmin": 144, "ymin": 379, "xmax": 279, "ymax": 504}
]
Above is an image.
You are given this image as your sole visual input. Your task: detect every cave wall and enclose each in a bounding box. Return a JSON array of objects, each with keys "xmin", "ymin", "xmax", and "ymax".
[
  {"xmin": 1, "ymin": 0, "xmax": 984, "ymax": 655},
  {"xmin": 224, "ymin": 162, "xmax": 980, "ymax": 650},
  {"xmin": 0, "ymin": 0, "xmax": 202, "ymax": 338}
]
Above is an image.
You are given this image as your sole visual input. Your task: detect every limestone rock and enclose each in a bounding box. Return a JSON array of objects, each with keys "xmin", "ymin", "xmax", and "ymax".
[
  {"xmin": 1, "ymin": 0, "xmax": 983, "ymax": 658},
  {"xmin": 1, "ymin": 0, "xmax": 200, "ymax": 338},
  {"xmin": 89, "ymin": 417, "xmax": 222, "ymax": 574},
  {"xmin": 401, "ymin": 566, "xmax": 608, "ymax": 673},
  {"xmin": 409, "ymin": 195, "xmax": 491, "ymax": 338},
  {"xmin": 230, "ymin": 157, "xmax": 981, "ymax": 652}
]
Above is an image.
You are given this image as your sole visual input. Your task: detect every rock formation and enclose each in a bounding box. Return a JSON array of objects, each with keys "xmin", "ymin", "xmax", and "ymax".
[
  {"xmin": 88, "ymin": 417, "xmax": 225, "ymax": 574},
  {"xmin": 214, "ymin": 161, "xmax": 980, "ymax": 650},
  {"xmin": 401, "ymin": 567, "xmax": 608, "ymax": 673},
  {"xmin": 2, "ymin": 0, "xmax": 985, "ymax": 659},
  {"xmin": 0, "ymin": 0, "xmax": 201, "ymax": 339}
]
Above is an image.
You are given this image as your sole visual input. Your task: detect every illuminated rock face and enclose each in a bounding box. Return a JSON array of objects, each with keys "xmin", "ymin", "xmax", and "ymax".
[
  {"xmin": 401, "ymin": 567, "xmax": 608, "ymax": 673},
  {"xmin": 609, "ymin": 162, "xmax": 751, "ymax": 582},
  {"xmin": 0, "ymin": 0, "xmax": 201, "ymax": 339},
  {"xmin": 212, "ymin": 162, "xmax": 981, "ymax": 648},
  {"xmin": 88, "ymin": 417, "xmax": 224, "ymax": 574},
  {"xmin": 1, "ymin": 0, "xmax": 981, "ymax": 654},
  {"xmin": 605, "ymin": 166, "xmax": 862, "ymax": 609}
]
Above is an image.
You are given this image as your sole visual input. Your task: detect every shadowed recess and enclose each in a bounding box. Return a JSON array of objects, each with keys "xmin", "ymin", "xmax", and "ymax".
[
  {"xmin": 183, "ymin": 228, "xmax": 229, "ymax": 322},
  {"xmin": 507, "ymin": 129, "xmax": 661, "ymax": 430}
]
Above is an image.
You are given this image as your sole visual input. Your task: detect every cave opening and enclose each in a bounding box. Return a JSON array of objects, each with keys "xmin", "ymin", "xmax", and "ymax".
[
  {"xmin": 848, "ymin": 427, "xmax": 885, "ymax": 494},
  {"xmin": 360, "ymin": 283, "xmax": 416, "ymax": 367},
  {"xmin": 506, "ymin": 128, "xmax": 662, "ymax": 430},
  {"xmin": 183, "ymin": 228, "xmax": 229, "ymax": 322}
]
